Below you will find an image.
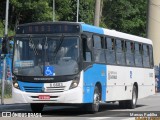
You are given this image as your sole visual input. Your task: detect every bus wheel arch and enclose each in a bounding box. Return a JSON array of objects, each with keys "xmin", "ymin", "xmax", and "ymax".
[
  {"xmin": 119, "ymin": 83, "xmax": 138, "ymax": 109},
  {"xmin": 133, "ymin": 82, "xmax": 138, "ymax": 99},
  {"xmin": 86, "ymin": 82, "xmax": 102, "ymax": 113},
  {"xmin": 95, "ymin": 82, "xmax": 102, "ymax": 101}
]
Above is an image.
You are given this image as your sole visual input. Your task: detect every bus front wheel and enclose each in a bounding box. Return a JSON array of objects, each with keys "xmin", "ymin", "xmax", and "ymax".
[
  {"xmin": 86, "ymin": 86, "xmax": 100, "ymax": 113},
  {"xmin": 30, "ymin": 103, "xmax": 44, "ymax": 113}
]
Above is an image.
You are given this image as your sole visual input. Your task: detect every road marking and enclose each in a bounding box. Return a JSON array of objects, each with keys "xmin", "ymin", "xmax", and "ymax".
[
  {"xmin": 123, "ymin": 118, "xmax": 135, "ymax": 120},
  {"xmin": 89, "ymin": 117, "xmax": 135, "ymax": 120},
  {"xmin": 89, "ymin": 117, "xmax": 111, "ymax": 120}
]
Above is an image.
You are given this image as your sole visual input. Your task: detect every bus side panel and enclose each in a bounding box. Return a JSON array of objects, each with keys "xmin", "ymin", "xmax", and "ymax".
[
  {"xmin": 106, "ymin": 65, "xmax": 133, "ymax": 101},
  {"xmin": 83, "ymin": 64, "xmax": 106, "ymax": 103},
  {"xmin": 106, "ymin": 65, "xmax": 155, "ymax": 101},
  {"xmin": 137, "ymin": 68, "xmax": 155, "ymax": 99}
]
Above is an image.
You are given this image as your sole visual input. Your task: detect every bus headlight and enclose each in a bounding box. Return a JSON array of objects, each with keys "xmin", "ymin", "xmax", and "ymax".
[
  {"xmin": 69, "ymin": 78, "xmax": 80, "ymax": 89},
  {"xmin": 13, "ymin": 82, "xmax": 19, "ymax": 88},
  {"xmin": 12, "ymin": 75, "xmax": 19, "ymax": 89}
]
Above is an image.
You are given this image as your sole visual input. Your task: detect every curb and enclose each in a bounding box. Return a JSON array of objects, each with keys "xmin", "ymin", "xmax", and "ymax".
[{"xmin": 0, "ymin": 103, "xmax": 29, "ymax": 109}]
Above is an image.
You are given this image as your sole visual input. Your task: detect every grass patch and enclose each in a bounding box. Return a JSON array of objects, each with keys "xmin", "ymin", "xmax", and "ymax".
[{"xmin": 0, "ymin": 80, "xmax": 12, "ymax": 98}]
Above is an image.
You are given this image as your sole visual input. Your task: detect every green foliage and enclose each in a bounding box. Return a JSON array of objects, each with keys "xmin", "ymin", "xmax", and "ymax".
[
  {"xmin": 0, "ymin": 20, "xmax": 15, "ymax": 37},
  {"xmin": 0, "ymin": 0, "xmax": 147, "ymax": 37},
  {"xmin": 79, "ymin": 0, "xmax": 95, "ymax": 24},
  {"xmin": 0, "ymin": 20, "xmax": 4, "ymax": 37},
  {"xmin": 102, "ymin": 0, "xmax": 147, "ymax": 37},
  {"xmin": 55, "ymin": 0, "xmax": 95, "ymax": 24},
  {"xmin": 10, "ymin": 0, "xmax": 52, "ymax": 24},
  {"xmin": 0, "ymin": 81, "xmax": 12, "ymax": 98},
  {"xmin": 55, "ymin": 0, "xmax": 75, "ymax": 21}
]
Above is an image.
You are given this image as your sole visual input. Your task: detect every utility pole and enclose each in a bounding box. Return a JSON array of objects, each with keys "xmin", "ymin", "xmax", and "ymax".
[
  {"xmin": 76, "ymin": 0, "xmax": 79, "ymax": 22},
  {"xmin": 147, "ymin": 0, "xmax": 160, "ymax": 66},
  {"xmin": 53, "ymin": 0, "xmax": 55, "ymax": 22},
  {"xmin": 94, "ymin": 0, "xmax": 101, "ymax": 26},
  {"xmin": 1, "ymin": 0, "xmax": 9, "ymax": 105},
  {"xmin": 5, "ymin": 0, "xmax": 9, "ymax": 37}
]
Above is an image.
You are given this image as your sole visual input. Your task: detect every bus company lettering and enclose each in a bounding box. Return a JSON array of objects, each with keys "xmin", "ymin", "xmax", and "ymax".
[
  {"xmin": 34, "ymin": 78, "xmax": 54, "ymax": 80},
  {"xmin": 108, "ymin": 71, "xmax": 117, "ymax": 80}
]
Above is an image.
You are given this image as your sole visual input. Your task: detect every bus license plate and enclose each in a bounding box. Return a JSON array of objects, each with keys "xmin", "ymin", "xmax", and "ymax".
[
  {"xmin": 38, "ymin": 95, "xmax": 50, "ymax": 100},
  {"xmin": 49, "ymin": 83, "xmax": 63, "ymax": 87}
]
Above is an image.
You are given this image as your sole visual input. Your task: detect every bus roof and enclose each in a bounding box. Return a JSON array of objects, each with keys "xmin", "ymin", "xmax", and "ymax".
[
  {"xmin": 16, "ymin": 22, "xmax": 152, "ymax": 45},
  {"xmin": 81, "ymin": 23, "xmax": 152, "ymax": 45}
]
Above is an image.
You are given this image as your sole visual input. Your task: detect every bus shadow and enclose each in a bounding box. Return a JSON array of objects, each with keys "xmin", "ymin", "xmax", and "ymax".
[
  {"xmin": 1, "ymin": 103, "xmax": 146, "ymax": 117},
  {"xmin": 41, "ymin": 103, "xmax": 146, "ymax": 116},
  {"xmin": 99, "ymin": 103, "xmax": 146, "ymax": 112}
]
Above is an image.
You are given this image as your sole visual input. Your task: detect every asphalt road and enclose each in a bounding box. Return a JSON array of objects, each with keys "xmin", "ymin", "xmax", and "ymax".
[{"xmin": 0, "ymin": 93, "xmax": 160, "ymax": 119}]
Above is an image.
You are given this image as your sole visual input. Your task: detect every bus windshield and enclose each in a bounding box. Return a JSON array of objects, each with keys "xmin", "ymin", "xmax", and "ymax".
[{"xmin": 13, "ymin": 36, "xmax": 79, "ymax": 76}]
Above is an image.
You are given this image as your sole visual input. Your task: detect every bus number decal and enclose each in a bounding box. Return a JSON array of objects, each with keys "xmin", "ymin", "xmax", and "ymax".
[
  {"xmin": 108, "ymin": 71, "xmax": 117, "ymax": 80},
  {"xmin": 130, "ymin": 71, "xmax": 132, "ymax": 79}
]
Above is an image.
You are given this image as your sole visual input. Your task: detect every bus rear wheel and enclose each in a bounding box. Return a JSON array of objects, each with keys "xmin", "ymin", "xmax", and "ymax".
[
  {"xmin": 86, "ymin": 86, "xmax": 100, "ymax": 113},
  {"xmin": 30, "ymin": 103, "xmax": 44, "ymax": 113},
  {"xmin": 126, "ymin": 85, "xmax": 137, "ymax": 109},
  {"xmin": 119, "ymin": 85, "xmax": 137, "ymax": 109}
]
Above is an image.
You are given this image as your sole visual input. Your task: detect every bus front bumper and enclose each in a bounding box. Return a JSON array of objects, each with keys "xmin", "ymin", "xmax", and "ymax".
[{"xmin": 12, "ymin": 87, "xmax": 83, "ymax": 104}]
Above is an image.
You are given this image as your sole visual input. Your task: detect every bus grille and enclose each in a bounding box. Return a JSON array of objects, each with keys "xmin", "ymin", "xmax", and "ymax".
[
  {"xmin": 22, "ymin": 86, "xmax": 66, "ymax": 93},
  {"xmin": 23, "ymin": 86, "xmax": 42, "ymax": 93},
  {"xmin": 45, "ymin": 86, "xmax": 65, "ymax": 93}
]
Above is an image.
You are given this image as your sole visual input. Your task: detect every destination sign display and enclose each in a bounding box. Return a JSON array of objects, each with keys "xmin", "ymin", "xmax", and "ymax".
[{"xmin": 16, "ymin": 23, "xmax": 80, "ymax": 34}]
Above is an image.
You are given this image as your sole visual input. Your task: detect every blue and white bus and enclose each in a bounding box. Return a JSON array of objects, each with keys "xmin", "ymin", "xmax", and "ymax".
[{"xmin": 12, "ymin": 22, "xmax": 155, "ymax": 113}]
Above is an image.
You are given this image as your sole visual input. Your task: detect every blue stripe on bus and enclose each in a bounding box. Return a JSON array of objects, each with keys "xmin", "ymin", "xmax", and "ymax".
[
  {"xmin": 18, "ymin": 81, "xmax": 43, "ymax": 93},
  {"xmin": 81, "ymin": 24, "xmax": 104, "ymax": 34},
  {"xmin": 83, "ymin": 64, "xmax": 106, "ymax": 103}
]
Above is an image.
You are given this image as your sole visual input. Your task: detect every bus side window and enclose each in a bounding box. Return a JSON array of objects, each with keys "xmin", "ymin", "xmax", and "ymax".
[
  {"xmin": 82, "ymin": 35, "xmax": 92, "ymax": 62},
  {"xmin": 116, "ymin": 39, "xmax": 125, "ymax": 65},
  {"xmin": 126, "ymin": 41, "xmax": 134, "ymax": 66},
  {"xmin": 143, "ymin": 44, "xmax": 150, "ymax": 67},
  {"xmin": 105, "ymin": 37, "xmax": 116, "ymax": 64},
  {"xmin": 93, "ymin": 35, "xmax": 105, "ymax": 63},
  {"xmin": 93, "ymin": 35, "xmax": 102, "ymax": 49},
  {"xmin": 135, "ymin": 43, "xmax": 142, "ymax": 67},
  {"xmin": 149, "ymin": 45, "xmax": 154, "ymax": 68}
]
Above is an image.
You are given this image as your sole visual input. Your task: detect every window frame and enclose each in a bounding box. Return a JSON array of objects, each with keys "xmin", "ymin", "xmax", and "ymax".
[
  {"xmin": 90, "ymin": 34, "xmax": 153, "ymax": 69},
  {"xmin": 92, "ymin": 34, "xmax": 106, "ymax": 64}
]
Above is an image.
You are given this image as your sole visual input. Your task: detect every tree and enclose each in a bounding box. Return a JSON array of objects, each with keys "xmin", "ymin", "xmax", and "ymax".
[
  {"xmin": 0, "ymin": 0, "xmax": 148, "ymax": 37},
  {"xmin": 10, "ymin": 0, "xmax": 52, "ymax": 29},
  {"xmin": 102, "ymin": 0, "xmax": 147, "ymax": 37},
  {"xmin": 55, "ymin": 0, "xmax": 95, "ymax": 24}
]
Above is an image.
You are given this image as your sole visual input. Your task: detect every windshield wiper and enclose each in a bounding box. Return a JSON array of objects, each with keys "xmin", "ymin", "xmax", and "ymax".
[
  {"xmin": 52, "ymin": 36, "xmax": 64, "ymax": 59},
  {"xmin": 29, "ymin": 36, "xmax": 38, "ymax": 55},
  {"xmin": 44, "ymin": 37, "xmax": 48, "ymax": 50}
]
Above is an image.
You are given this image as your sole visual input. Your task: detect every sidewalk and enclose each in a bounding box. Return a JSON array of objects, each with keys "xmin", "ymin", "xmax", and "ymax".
[
  {"xmin": 0, "ymin": 98, "xmax": 13, "ymax": 105},
  {"xmin": 0, "ymin": 98, "xmax": 29, "ymax": 111}
]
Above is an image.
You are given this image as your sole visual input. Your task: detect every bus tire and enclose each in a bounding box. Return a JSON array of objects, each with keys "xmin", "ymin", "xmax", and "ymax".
[
  {"xmin": 86, "ymin": 86, "xmax": 100, "ymax": 113},
  {"xmin": 30, "ymin": 103, "xmax": 44, "ymax": 112},
  {"xmin": 126, "ymin": 85, "xmax": 137, "ymax": 109}
]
